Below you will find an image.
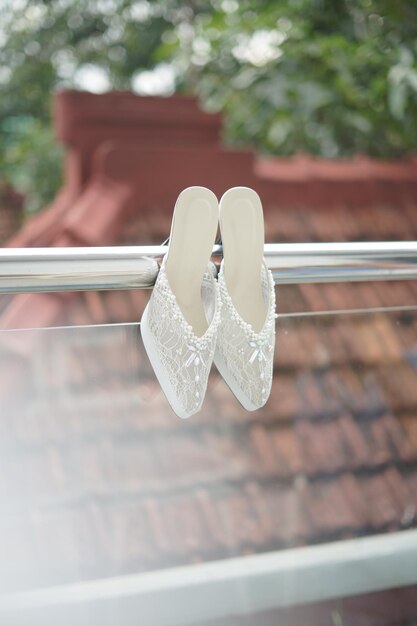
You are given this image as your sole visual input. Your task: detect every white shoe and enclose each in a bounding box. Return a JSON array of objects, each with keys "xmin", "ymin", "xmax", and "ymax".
[
  {"xmin": 214, "ymin": 187, "xmax": 276, "ymax": 411},
  {"xmin": 140, "ymin": 187, "xmax": 220, "ymax": 419}
]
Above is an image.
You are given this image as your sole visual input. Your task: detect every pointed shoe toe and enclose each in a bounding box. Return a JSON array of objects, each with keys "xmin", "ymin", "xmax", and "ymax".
[
  {"xmin": 214, "ymin": 262, "xmax": 276, "ymax": 411},
  {"xmin": 141, "ymin": 265, "xmax": 221, "ymax": 418}
]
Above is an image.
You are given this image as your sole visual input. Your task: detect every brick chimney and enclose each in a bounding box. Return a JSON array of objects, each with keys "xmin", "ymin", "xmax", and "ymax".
[{"xmin": 53, "ymin": 90, "xmax": 223, "ymax": 202}]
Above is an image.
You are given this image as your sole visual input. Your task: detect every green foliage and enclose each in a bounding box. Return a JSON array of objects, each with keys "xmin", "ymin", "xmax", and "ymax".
[
  {"xmin": 194, "ymin": 0, "xmax": 417, "ymax": 157},
  {"xmin": 0, "ymin": 0, "xmax": 173, "ymax": 212},
  {"xmin": 1, "ymin": 117, "xmax": 63, "ymax": 213},
  {"xmin": 1, "ymin": 0, "xmax": 417, "ymax": 213}
]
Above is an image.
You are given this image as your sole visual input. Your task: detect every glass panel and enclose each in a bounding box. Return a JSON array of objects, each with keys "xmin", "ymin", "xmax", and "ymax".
[{"xmin": 1, "ymin": 302, "xmax": 417, "ymax": 599}]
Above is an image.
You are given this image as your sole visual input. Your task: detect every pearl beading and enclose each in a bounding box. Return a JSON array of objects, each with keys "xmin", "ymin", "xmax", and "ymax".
[
  {"xmin": 146, "ymin": 262, "xmax": 221, "ymax": 414},
  {"xmin": 217, "ymin": 262, "xmax": 276, "ymax": 345},
  {"xmin": 156, "ymin": 267, "xmax": 222, "ymax": 350},
  {"xmin": 215, "ymin": 260, "xmax": 277, "ymax": 408}
]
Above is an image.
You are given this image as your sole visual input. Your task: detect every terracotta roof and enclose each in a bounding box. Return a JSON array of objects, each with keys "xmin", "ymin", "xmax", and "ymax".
[
  {"xmin": 1, "ymin": 93, "xmax": 417, "ymax": 617},
  {"xmin": 2, "ymin": 211, "xmax": 417, "ymax": 594}
]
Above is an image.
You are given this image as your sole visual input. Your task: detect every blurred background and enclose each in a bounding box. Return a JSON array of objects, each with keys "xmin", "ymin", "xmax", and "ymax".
[
  {"xmin": 1, "ymin": 0, "xmax": 417, "ymax": 215},
  {"xmin": 1, "ymin": 2, "xmax": 417, "ymax": 626}
]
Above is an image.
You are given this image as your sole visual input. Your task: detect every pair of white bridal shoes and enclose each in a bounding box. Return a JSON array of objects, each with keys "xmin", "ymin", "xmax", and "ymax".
[{"xmin": 140, "ymin": 186, "xmax": 276, "ymax": 419}]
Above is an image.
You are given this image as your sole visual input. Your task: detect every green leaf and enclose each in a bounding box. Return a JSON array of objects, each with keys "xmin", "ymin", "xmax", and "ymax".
[{"xmin": 389, "ymin": 81, "xmax": 407, "ymax": 120}]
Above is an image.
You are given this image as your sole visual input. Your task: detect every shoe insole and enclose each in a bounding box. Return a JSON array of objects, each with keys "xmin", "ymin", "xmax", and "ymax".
[
  {"xmin": 220, "ymin": 187, "xmax": 267, "ymax": 333},
  {"xmin": 165, "ymin": 187, "xmax": 218, "ymax": 338}
]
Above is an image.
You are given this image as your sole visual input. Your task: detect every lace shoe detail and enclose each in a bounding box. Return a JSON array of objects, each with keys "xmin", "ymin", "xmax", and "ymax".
[
  {"xmin": 145, "ymin": 263, "xmax": 221, "ymax": 417},
  {"xmin": 215, "ymin": 261, "xmax": 276, "ymax": 409}
]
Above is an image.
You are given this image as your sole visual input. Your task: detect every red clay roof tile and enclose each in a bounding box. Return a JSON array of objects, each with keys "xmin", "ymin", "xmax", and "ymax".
[
  {"xmin": 264, "ymin": 479, "xmax": 311, "ymax": 542},
  {"xmin": 338, "ymin": 414, "xmax": 370, "ymax": 467},
  {"xmin": 244, "ymin": 481, "xmax": 278, "ymax": 541},
  {"xmin": 379, "ymin": 364, "xmax": 417, "ymax": 409},
  {"xmin": 270, "ymin": 428, "xmax": 304, "ymax": 475},
  {"xmin": 362, "ymin": 471, "xmax": 402, "ymax": 529},
  {"xmin": 298, "ymin": 283, "xmax": 331, "ymax": 312},
  {"xmin": 264, "ymin": 376, "xmax": 300, "ymax": 421},
  {"xmin": 249, "ymin": 425, "xmax": 284, "ymax": 476},
  {"xmin": 382, "ymin": 413, "xmax": 415, "ymax": 462},
  {"xmin": 308, "ymin": 479, "xmax": 360, "ymax": 533},
  {"xmin": 143, "ymin": 497, "xmax": 173, "ymax": 554},
  {"xmin": 274, "ymin": 324, "xmax": 306, "ymax": 370},
  {"xmin": 339, "ymin": 474, "xmax": 368, "ymax": 527}
]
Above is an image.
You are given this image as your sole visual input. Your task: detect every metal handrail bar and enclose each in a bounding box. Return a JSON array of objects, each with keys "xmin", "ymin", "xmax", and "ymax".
[
  {"xmin": 0, "ymin": 529, "xmax": 416, "ymax": 624},
  {"xmin": 1, "ymin": 241, "xmax": 417, "ymax": 294}
]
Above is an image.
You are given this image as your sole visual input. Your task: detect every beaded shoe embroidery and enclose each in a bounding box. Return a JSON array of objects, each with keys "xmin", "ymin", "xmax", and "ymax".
[
  {"xmin": 214, "ymin": 260, "xmax": 276, "ymax": 410},
  {"xmin": 142, "ymin": 261, "xmax": 221, "ymax": 418}
]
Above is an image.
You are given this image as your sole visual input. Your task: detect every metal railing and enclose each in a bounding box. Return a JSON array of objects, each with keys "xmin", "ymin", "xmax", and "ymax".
[
  {"xmin": 1, "ymin": 241, "xmax": 417, "ymax": 294},
  {"xmin": 1, "ymin": 529, "xmax": 417, "ymax": 625}
]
